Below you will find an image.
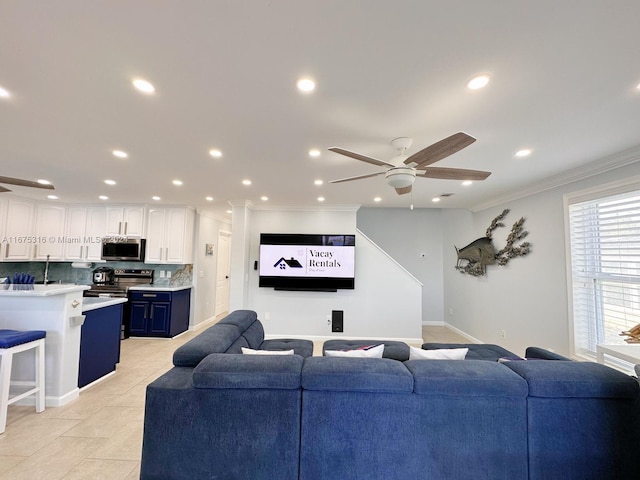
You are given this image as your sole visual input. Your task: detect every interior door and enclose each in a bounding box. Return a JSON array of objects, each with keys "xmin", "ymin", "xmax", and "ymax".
[{"xmin": 215, "ymin": 232, "xmax": 231, "ymax": 317}]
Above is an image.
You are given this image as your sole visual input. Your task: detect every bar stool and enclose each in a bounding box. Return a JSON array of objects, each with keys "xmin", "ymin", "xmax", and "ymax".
[{"xmin": 0, "ymin": 329, "xmax": 46, "ymax": 434}]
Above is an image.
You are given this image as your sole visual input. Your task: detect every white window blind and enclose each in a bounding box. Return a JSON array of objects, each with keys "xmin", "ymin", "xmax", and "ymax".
[{"xmin": 568, "ymin": 189, "xmax": 640, "ymax": 359}]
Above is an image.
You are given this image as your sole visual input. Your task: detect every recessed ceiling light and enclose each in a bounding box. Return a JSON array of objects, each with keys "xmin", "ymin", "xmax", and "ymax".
[
  {"xmin": 209, "ymin": 149, "xmax": 222, "ymax": 158},
  {"xmin": 462, "ymin": 180, "xmax": 473, "ymax": 186},
  {"xmin": 374, "ymin": 197, "xmax": 382, "ymax": 202},
  {"xmin": 47, "ymin": 195, "xmax": 58, "ymax": 200},
  {"xmin": 99, "ymin": 195, "xmax": 109, "ymax": 200},
  {"xmin": 172, "ymin": 179, "xmax": 183, "ymax": 186},
  {"xmin": 242, "ymin": 179, "xmax": 252, "ymax": 186},
  {"xmin": 309, "ymin": 149, "xmax": 321, "ymax": 157},
  {"xmin": 104, "ymin": 179, "xmax": 116, "ymax": 186},
  {"xmin": 467, "ymin": 74, "xmax": 491, "ymax": 90},
  {"xmin": 226, "ymin": 209, "xmax": 232, "ymax": 214},
  {"xmin": 0, "ymin": 86, "xmax": 9, "ymax": 98},
  {"xmin": 432, "ymin": 197, "xmax": 441, "ymax": 203},
  {"xmin": 297, "ymin": 77, "xmax": 316, "ymax": 93},
  {"xmin": 261, "ymin": 196, "xmax": 269, "ymax": 201},
  {"xmin": 205, "ymin": 196, "xmax": 214, "ymax": 202},
  {"xmin": 152, "ymin": 196, "xmax": 161, "ymax": 201},
  {"xmin": 112, "ymin": 150, "xmax": 128, "ymax": 158},
  {"xmin": 132, "ymin": 78, "xmax": 155, "ymax": 94},
  {"xmin": 314, "ymin": 179, "xmax": 323, "ymax": 186},
  {"xmin": 515, "ymin": 149, "xmax": 532, "ymax": 158},
  {"xmin": 37, "ymin": 179, "xmax": 52, "ymax": 185},
  {"xmin": 317, "ymin": 196, "xmax": 325, "ymax": 202}
]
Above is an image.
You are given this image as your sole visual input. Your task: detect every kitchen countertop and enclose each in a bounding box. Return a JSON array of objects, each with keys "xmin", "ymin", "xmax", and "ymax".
[
  {"xmin": 0, "ymin": 283, "xmax": 90, "ymax": 296},
  {"xmin": 82, "ymin": 297, "xmax": 128, "ymax": 312},
  {"xmin": 127, "ymin": 284, "xmax": 192, "ymax": 292}
]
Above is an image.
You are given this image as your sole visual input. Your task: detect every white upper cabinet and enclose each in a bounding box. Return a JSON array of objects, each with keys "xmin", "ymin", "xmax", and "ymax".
[
  {"xmin": 145, "ymin": 207, "xmax": 195, "ymax": 264},
  {"xmin": 64, "ymin": 207, "xmax": 106, "ymax": 261},
  {"xmin": 105, "ymin": 206, "xmax": 145, "ymax": 237},
  {"xmin": 33, "ymin": 204, "xmax": 66, "ymax": 260},
  {"xmin": 1, "ymin": 198, "xmax": 35, "ymax": 261}
]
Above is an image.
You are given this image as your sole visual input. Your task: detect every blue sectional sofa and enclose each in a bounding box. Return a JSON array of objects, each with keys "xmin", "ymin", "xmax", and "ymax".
[{"xmin": 140, "ymin": 310, "xmax": 640, "ymax": 480}]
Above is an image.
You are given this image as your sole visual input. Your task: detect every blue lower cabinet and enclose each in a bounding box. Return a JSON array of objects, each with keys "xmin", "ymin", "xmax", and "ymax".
[
  {"xmin": 128, "ymin": 289, "xmax": 190, "ymax": 338},
  {"xmin": 79, "ymin": 304, "xmax": 123, "ymax": 388}
]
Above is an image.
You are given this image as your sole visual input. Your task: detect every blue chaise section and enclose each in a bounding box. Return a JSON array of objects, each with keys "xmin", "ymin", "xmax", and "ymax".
[
  {"xmin": 505, "ymin": 360, "xmax": 640, "ymax": 480},
  {"xmin": 140, "ymin": 354, "xmax": 304, "ymax": 480}
]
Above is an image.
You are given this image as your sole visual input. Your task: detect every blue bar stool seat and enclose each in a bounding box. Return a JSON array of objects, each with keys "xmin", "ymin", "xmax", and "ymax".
[{"xmin": 0, "ymin": 329, "xmax": 46, "ymax": 434}]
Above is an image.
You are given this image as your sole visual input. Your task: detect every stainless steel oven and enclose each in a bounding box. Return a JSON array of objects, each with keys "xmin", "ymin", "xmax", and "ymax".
[{"xmin": 84, "ymin": 269, "xmax": 154, "ymax": 338}]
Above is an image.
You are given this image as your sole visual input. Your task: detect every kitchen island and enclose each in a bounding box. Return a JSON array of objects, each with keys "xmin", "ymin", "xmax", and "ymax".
[{"xmin": 0, "ymin": 284, "xmax": 89, "ymax": 406}]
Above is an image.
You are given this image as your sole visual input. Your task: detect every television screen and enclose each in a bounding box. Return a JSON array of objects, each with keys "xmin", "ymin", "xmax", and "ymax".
[{"xmin": 259, "ymin": 233, "xmax": 355, "ymax": 291}]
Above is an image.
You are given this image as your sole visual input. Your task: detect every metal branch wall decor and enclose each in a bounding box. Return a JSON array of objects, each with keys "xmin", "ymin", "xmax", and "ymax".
[{"xmin": 455, "ymin": 209, "xmax": 531, "ymax": 276}]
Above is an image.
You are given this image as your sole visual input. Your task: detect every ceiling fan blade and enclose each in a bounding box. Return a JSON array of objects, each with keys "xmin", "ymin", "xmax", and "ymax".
[
  {"xmin": 0, "ymin": 185, "xmax": 11, "ymax": 193},
  {"xmin": 0, "ymin": 176, "xmax": 55, "ymax": 190},
  {"xmin": 329, "ymin": 171, "xmax": 387, "ymax": 184},
  {"xmin": 328, "ymin": 147, "xmax": 395, "ymax": 168},
  {"xmin": 416, "ymin": 167, "xmax": 491, "ymax": 181},
  {"xmin": 404, "ymin": 132, "xmax": 476, "ymax": 168},
  {"xmin": 395, "ymin": 185, "xmax": 412, "ymax": 195}
]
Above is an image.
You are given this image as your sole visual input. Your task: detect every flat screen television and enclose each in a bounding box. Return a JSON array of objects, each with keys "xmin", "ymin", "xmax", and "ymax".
[{"xmin": 259, "ymin": 233, "xmax": 355, "ymax": 291}]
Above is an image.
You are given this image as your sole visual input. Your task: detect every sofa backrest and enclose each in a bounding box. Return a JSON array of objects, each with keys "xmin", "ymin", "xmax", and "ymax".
[{"xmin": 172, "ymin": 310, "xmax": 265, "ymax": 366}]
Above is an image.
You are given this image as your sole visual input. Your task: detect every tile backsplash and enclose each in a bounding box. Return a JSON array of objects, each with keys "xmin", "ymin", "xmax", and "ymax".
[{"xmin": 0, "ymin": 261, "xmax": 192, "ymax": 286}]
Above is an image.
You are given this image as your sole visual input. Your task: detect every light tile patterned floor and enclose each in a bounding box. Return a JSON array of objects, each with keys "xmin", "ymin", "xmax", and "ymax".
[{"xmin": 0, "ymin": 325, "xmax": 468, "ymax": 479}]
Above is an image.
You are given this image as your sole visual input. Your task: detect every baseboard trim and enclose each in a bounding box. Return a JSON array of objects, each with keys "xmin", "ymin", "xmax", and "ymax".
[{"xmin": 443, "ymin": 322, "xmax": 483, "ymax": 344}]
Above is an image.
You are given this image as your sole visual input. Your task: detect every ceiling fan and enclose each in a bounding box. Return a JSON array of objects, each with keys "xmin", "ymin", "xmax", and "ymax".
[
  {"xmin": 0, "ymin": 176, "xmax": 55, "ymax": 193},
  {"xmin": 328, "ymin": 132, "xmax": 491, "ymax": 195}
]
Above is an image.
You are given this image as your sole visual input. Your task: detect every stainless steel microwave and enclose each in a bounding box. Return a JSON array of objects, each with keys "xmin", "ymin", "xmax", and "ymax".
[{"xmin": 101, "ymin": 238, "xmax": 146, "ymax": 262}]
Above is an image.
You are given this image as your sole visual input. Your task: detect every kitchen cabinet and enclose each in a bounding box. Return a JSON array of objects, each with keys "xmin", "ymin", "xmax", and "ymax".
[
  {"xmin": 145, "ymin": 207, "xmax": 195, "ymax": 264},
  {"xmin": 105, "ymin": 206, "xmax": 145, "ymax": 237},
  {"xmin": 33, "ymin": 204, "xmax": 66, "ymax": 260},
  {"xmin": 64, "ymin": 207, "xmax": 106, "ymax": 261},
  {"xmin": 128, "ymin": 288, "xmax": 190, "ymax": 337},
  {"xmin": 1, "ymin": 198, "xmax": 35, "ymax": 261},
  {"xmin": 78, "ymin": 302, "xmax": 123, "ymax": 388}
]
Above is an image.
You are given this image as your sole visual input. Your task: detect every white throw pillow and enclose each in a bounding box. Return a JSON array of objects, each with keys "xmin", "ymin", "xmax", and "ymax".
[
  {"xmin": 241, "ymin": 347, "xmax": 294, "ymax": 355},
  {"xmin": 324, "ymin": 344, "xmax": 384, "ymax": 358},
  {"xmin": 409, "ymin": 346, "xmax": 468, "ymax": 360}
]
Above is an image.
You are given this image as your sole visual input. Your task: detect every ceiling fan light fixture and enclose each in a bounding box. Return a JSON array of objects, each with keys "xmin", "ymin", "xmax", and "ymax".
[
  {"xmin": 385, "ymin": 167, "xmax": 416, "ymax": 189},
  {"xmin": 467, "ymin": 74, "xmax": 491, "ymax": 90}
]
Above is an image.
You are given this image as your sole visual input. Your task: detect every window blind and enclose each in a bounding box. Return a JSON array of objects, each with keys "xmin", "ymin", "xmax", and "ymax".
[{"xmin": 568, "ymin": 189, "xmax": 640, "ymax": 358}]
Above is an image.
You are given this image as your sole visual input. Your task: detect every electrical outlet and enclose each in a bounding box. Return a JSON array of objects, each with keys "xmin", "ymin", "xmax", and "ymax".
[
  {"xmin": 159, "ymin": 270, "xmax": 165, "ymax": 278},
  {"xmin": 265, "ymin": 312, "xmax": 270, "ymax": 321},
  {"xmin": 166, "ymin": 271, "xmax": 172, "ymax": 278},
  {"xmin": 499, "ymin": 329, "xmax": 507, "ymax": 339}
]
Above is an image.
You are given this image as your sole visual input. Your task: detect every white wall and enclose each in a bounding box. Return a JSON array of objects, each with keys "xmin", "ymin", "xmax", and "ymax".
[
  {"xmin": 442, "ymin": 161, "xmax": 640, "ymax": 357},
  {"xmin": 231, "ymin": 207, "xmax": 422, "ymax": 342},
  {"xmin": 191, "ymin": 210, "xmax": 232, "ymax": 328},
  {"xmin": 357, "ymin": 208, "xmax": 444, "ymax": 324}
]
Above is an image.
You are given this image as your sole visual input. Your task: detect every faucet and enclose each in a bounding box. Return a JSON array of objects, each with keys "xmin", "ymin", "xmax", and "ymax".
[{"xmin": 44, "ymin": 254, "xmax": 50, "ymax": 285}]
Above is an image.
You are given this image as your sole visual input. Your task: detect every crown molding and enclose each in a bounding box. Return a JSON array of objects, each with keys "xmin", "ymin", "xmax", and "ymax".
[{"xmin": 471, "ymin": 144, "xmax": 640, "ymax": 212}]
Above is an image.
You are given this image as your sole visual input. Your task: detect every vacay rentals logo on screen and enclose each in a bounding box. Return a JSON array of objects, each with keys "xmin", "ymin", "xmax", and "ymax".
[{"xmin": 260, "ymin": 245, "xmax": 354, "ymax": 278}]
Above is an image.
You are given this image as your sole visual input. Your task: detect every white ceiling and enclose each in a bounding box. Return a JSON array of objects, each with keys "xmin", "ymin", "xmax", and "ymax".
[{"xmin": 2, "ymin": 1, "xmax": 640, "ymax": 219}]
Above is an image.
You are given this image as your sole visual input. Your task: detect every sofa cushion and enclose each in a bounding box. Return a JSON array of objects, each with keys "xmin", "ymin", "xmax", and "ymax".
[
  {"xmin": 322, "ymin": 339, "xmax": 410, "ymax": 361},
  {"xmin": 226, "ymin": 335, "xmax": 250, "ymax": 353},
  {"xmin": 302, "ymin": 357, "xmax": 414, "ymax": 393},
  {"xmin": 405, "ymin": 359, "xmax": 528, "ymax": 397},
  {"xmin": 505, "ymin": 360, "xmax": 640, "ymax": 398},
  {"xmin": 172, "ymin": 323, "xmax": 241, "ymax": 367},
  {"xmin": 241, "ymin": 320, "xmax": 265, "ymax": 349},
  {"xmin": 216, "ymin": 309, "xmax": 258, "ymax": 331},
  {"xmin": 525, "ymin": 346, "xmax": 572, "ymax": 361},
  {"xmin": 422, "ymin": 343, "xmax": 521, "ymax": 361},
  {"xmin": 260, "ymin": 339, "xmax": 314, "ymax": 358},
  {"xmin": 193, "ymin": 353, "xmax": 303, "ymax": 390}
]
